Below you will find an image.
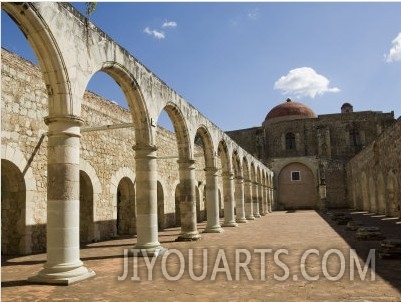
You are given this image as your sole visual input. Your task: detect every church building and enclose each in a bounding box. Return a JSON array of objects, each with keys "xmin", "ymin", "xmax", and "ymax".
[{"xmin": 227, "ymin": 98, "xmax": 395, "ymax": 210}]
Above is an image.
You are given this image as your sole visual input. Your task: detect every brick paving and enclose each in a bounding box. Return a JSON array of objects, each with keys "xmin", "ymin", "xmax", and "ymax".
[{"xmin": 2, "ymin": 210, "xmax": 401, "ymax": 301}]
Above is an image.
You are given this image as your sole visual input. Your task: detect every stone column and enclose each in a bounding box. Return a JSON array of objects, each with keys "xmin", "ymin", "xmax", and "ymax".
[
  {"xmin": 264, "ymin": 186, "xmax": 270, "ymax": 214},
  {"xmin": 253, "ymin": 182, "xmax": 261, "ymax": 218},
  {"xmin": 176, "ymin": 159, "xmax": 201, "ymax": 241},
  {"xmin": 235, "ymin": 176, "xmax": 247, "ymax": 223},
  {"xmin": 259, "ymin": 184, "xmax": 266, "ymax": 216},
  {"xmin": 269, "ymin": 188, "xmax": 273, "ymax": 212},
  {"xmin": 244, "ymin": 179, "xmax": 255, "ymax": 220},
  {"xmin": 132, "ymin": 144, "xmax": 166, "ymax": 256},
  {"xmin": 29, "ymin": 116, "xmax": 95, "ymax": 285},
  {"xmin": 222, "ymin": 172, "xmax": 238, "ymax": 227},
  {"xmin": 204, "ymin": 167, "xmax": 223, "ymax": 233}
]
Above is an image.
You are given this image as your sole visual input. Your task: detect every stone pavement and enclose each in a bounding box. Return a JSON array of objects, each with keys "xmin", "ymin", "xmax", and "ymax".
[{"xmin": 2, "ymin": 210, "xmax": 401, "ymax": 301}]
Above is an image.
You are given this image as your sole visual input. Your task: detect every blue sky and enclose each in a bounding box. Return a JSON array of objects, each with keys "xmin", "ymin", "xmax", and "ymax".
[{"xmin": 2, "ymin": 2, "xmax": 401, "ymax": 131}]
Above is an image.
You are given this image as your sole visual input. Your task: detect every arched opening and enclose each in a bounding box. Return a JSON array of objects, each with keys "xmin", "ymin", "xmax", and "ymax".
[
  {"xmin": 387, "ymin": 173, "xmax": 399, "ymax": 217},
  {"xmin": 117, "ymin": 177, "xmax": 136, "ymax": 236},
  {"xmin": 1, "ymin": 159, "xmax": 26, "ymax": 255},
  {"xmin": 174, "ymin": 184, "xmax": 181, "ymax": 227},
  {"xmin": 278, "ymin": 162, "xmax": 318, "ymax": 210},
  {"xmin": 377, "ymin": 174, "xmax": 386, "ymax": 215},
  {"xmin": 196, "ymin": 185, "xmax": 204, "ymax": 222},
  {"xmin": 369, "ymin": 177, "xmax": 376, "ymax": 213},
  {"xmin": 218, "ymin": 189, "xmax": 223, "ymax": 218},
  {"xmin": 80, "ymin": 171, "xmax": 94, "ymax": 244},
  {"xmin": 361, "ymin": 172, "xmax": 369, "ymax": 212},
  {"xmin": 285, "ymin": 132, "xmax": 296, "ymax": 150},
  {"xmin": 157, "ymin": 181, "xmax": 165, "ymax": 231}
]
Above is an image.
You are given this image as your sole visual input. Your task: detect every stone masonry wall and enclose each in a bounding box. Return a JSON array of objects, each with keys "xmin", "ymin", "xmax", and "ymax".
[{"xmin": 346, "ymin": 118, "xmax": 401, "ymax": 217}]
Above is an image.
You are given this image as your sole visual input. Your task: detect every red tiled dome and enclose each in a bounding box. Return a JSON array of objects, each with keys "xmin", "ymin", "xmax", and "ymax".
[{"xmin": 265, "ymin": 98, "xmax": 317, "ymax": 121}]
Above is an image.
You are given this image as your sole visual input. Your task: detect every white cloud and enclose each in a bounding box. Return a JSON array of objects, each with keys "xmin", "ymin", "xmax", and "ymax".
[
  {"xmin": 274, "ymin": 67, "xmax": 340, "ymax": 99},
  {"xmin": 144, "ymin": 27, "xmax": 165, "ymax": 39},
  {"xmin": 248, "ymin": 8, "xmax": 260, "ymax": 20},
  {"xmin": 385, "ymin": 32, "xmax": 401, "ymax": 63},
  {"xmin": 162, "ymin": 21, "xmax": 177, "ymax": 28}
]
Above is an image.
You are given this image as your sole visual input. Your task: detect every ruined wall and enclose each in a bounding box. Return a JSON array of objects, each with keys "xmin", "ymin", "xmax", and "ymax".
[
  {"xmin": 346, "ymin": 118, "xmax": 401, "ymax": 217},
  {"xmin": 1, "ymin": 48, "xmax": 221, "ymax": 254}
]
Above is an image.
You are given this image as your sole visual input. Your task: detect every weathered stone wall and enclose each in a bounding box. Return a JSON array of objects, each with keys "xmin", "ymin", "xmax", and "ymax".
[
  {"xmin": 346, "ymin": 118, "xmax": 401, "ymax": 217},
  {"xmin": 1, "ymin": 48, "xmax": 220, "ymax": 253}
]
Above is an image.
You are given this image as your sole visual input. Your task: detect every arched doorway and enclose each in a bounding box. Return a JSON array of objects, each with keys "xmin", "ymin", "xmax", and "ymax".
[
  {"xmin": 117, "ymin": 177, "xmax": 136, "ymax": 235},
  {"xmin": 80, "ymin": 171, "xmax": 94, "ymax": 244},
  {"xmin": 157, "ymin": 181, "xmax": 165, "ymax": 230},
  {"xmin": 175, "ymin": 184, "xmax": 181, "ymax": 227},
  {"xmin": 278, "ymin": 162, "xmax": 318, "ymax": 209},
  {"xmin": 1, "ymin": 159, "xmax": 26, "ymax": 255}
]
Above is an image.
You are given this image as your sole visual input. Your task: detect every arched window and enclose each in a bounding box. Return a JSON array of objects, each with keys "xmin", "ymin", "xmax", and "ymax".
[
  {"xmin": 349, "ymin": 129, "xmax": 361, "ymax": 146},
  {"xmin": 285, "ymin": 133, "xmax": 296, "ymax": 150}
]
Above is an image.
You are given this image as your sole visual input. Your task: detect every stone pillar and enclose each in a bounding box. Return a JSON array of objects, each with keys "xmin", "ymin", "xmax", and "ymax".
[
  {"xmin": 264, "ymin": 186, "xmax": 270, "ymax": 214},
  {"xmin": 204, "ymin": 167, "xmax": 223, "ymax": 233},
  {"xmin": 269, "ymin": 188, "xmax": 273, "ymax": 212},
  {"xmin": 222, "ymin": 172, "xmax": 238, "ymax": 227},
  {"xmin": 29, "ymin": 116, "xmax": 95, "ymax": 285},
  {"xmin": 132, "ymin": 145, "xmax": 166, "ymax": 256},
  {"xmin": 235, "ymin": 176, "xmax": 247, "ymax": 223},
  {"xmin": 253, "ymin": 182, "xmax": 261, "ymax": 218},
  {"xmin": 176, "ymin": 160, "xmax": 201, "ymax": 241},
  {"xmin": 244, "ymin": 179, "xmax": 255, "ymax": 220},
  {"xmin": 259, "ymin": 185, "xmax": 266, "ymax": 216}
]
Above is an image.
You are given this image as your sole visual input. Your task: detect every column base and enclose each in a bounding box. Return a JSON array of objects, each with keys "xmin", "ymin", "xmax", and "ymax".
[
  {"xmin": 236, "ymin": 218, "xmax": 248, "ymax": 223},
  {"xmin": 29, "ymin": 264, "xmax": 95, "ymax": 285},
  {"xmin": 254, "ymin": 213, "xmax": 261, "ymax": 218},
  {"xmin": 246, "ymin": 216, "xmax": 255, "ymax": 220},
  {"xmin": 175, "ymin": 232, "xmax": 202, "ymax": 242},
  {"xmin": 260, "ymin": 213, "xmax": 266, "ymax": 216},
  {"xmin": 132, "ymin": 244, "xmax": 167, "ymax": 257},
  {"xmin": 203, "ymin": 225, "xmax": 224, "ymax": 233},
  {"xmin": 222, "ymin": 221, "xmax": 239, "ymax": 227}
]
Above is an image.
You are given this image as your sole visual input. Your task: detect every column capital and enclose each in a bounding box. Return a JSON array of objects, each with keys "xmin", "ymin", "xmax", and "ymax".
[
  {"xmin": 204, "ymin": 166, "xmax": 219, "ymax": 175},
  {"xmin": 235, "ymin": 175, "xmax": 244, "ymax": 180},
  {"xmin": 133, "ymin": 144, "xmax": 158, "ymax": 159},
  {"xmin": 222, "ymin": 171, "xmax": 234, "ymax": 179},
  {"xmin": 177, "ymin": 159, "xmax": 196, "ymax": 170},
  {"xmin": 44, "ymin": 115, "xmax": 84, "ymax": 138}
]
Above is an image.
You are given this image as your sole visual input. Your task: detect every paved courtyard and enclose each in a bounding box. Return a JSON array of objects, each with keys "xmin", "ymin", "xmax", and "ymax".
[{"xmin": 2, "ymin": 210, "xmax": 401, "ymax": 301}]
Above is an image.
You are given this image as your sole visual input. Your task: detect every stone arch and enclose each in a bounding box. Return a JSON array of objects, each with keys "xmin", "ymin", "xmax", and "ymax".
[
  {"xmin": 2, "ymin": 3, "xmax": 76, "ymax": 116},
  {"xmin": 95, "ymin": 62, "xmax": 153, "ymax": 146},
  {"xmin": 157, "ymin": 180, "xmax": 165, "ymax": 230},
  {"xmin": 387, "ymin": 171, "xmax": 399, "ymax": 217},
  {"xmin": 160, "ymin": 103, "xmax": 192, "ymax": 160},
  {"xmin": 174, "ymin": 183, "xmax": 181, "ymax": 227},
  {"xmin": 278, "ymin": 162, "xmax": 318, "ymax": 209},
  {"xmin": 79, "ymin": 170, "xmax": 95, "ymax": 244},
  {"xmin": 368, "ymin": 176, "xmax": 377, "ymax": 213},
  {"xmin": 116, "ymin": 177, "xmax": 136, "ymax": 236},
  {"xmin": 110, "ymin": 167, "xmax": 136, "ymax": 236},
  {"xmin": 361, "ymin": 172, "xmax": 369, "ymax": 211},
  {"xmin": 1, "ymin": 145, "xmax": 37, "ymax": 255},
  {"xmin": 1, "ymin": 159, "xmax": 26, "ymax": 255},
  {"xmin": 196, "ymin": 126, "xmax": 215, "ymax": 168},
  {"xmin": 377, "ymin": 173, "xmax": 386, "ymax": 215}
]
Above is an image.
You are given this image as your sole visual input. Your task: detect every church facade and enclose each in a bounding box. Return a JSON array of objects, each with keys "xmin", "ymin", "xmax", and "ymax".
[{"xmin": 227, "ymin": 98, "xmax": 399, "ymax": 212}]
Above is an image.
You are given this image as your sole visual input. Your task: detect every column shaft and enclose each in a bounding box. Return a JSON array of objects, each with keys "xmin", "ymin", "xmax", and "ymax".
[
  {"xmin": 253, "ymin": 182, "xmax": 261, "ymax": 218},
  {"xmin": 29, "ymin": 116, "xmax": 95, "ymax": 285},
  {"xmin": 222, "ymin": 172, "xmax": 238, "ymax": 227},
  {"xmin": 244, "ymin": 180, "xmax": 255, "ymax": 220},
  {"xmin": 176, "ymin": 160, "xmax": 201, "ymax": 241},
  {"xmin": 133, "ymin": 145, "xmax": 166, "ymax": 256},
  {"xmin": 235, "ymin": 177, "xmax": 247, "ymax": 223},
  {"xmin": 204, "ymin": 167, "xmax": 223, "ymax": 233}
]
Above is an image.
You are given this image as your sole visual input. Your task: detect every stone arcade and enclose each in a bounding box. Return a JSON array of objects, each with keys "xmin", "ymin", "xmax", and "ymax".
[
  {"xmin": 1, "ymin": 3, "xmax": 273, "ymax": 284},
  {"xmin": 1, "ymin": 2, "xmax": 400, "ymax": 286}
]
